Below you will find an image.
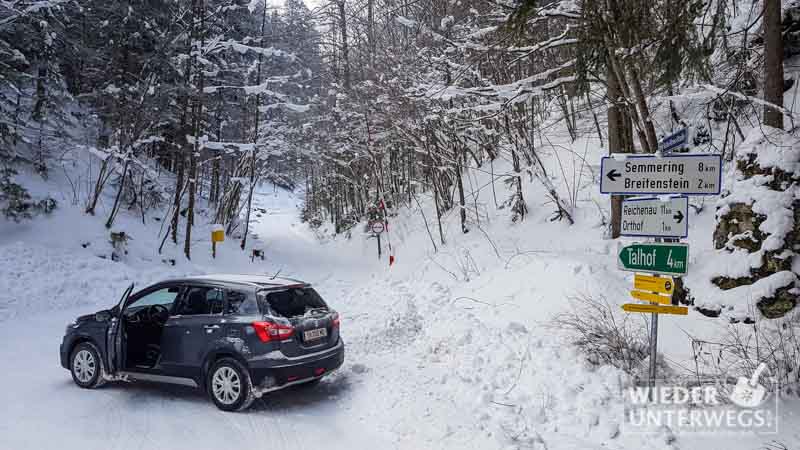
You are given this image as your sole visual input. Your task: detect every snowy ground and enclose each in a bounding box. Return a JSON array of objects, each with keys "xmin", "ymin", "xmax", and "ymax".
[{"xmin": 1, "ymin": 131, "xmax": 800, "ymax": 449}]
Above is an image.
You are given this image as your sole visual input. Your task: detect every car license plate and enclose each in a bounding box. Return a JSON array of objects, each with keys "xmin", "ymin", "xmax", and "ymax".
[{"xmin": 304, "ymin": 328, "xmax": 327, "ymax": 341}]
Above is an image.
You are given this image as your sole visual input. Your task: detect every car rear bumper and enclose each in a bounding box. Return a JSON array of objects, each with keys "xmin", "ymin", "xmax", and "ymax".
[{"xmin": 248, "ymin": 339, "xmax": 345, "ymax": 392}]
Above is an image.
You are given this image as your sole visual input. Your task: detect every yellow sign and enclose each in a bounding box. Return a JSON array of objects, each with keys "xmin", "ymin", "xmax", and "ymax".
[
  {"xmin": 630, "ymin": 290, "xmax": 673, "ymax": 305},
  {"xmin": 622, "ymin": 303, "xmax": 688, "ymax": 315},
  {"xmin": 211, "ymin": 230, "xmax": 225, "ymax": 243},
  {"xmin": 634, "ymin": 274, "xmax": 674, "ymax": 295}
]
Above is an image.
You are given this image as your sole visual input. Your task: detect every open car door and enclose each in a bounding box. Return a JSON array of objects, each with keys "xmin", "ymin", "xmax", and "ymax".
[{"xmin": 107, "ymin": 283, "xmax": 134, "ymax": 374}]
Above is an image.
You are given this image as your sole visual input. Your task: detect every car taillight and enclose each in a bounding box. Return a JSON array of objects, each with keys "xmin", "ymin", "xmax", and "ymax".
[
  {"xmin": 252, "ymin": 321, "xmax": 293, "ymax": 342},
  {"xmin": 332, "ymin": 313, "xmax": 340, "ymax": 328}
]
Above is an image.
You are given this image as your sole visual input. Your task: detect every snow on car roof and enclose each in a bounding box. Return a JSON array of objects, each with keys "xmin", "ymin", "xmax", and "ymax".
[{"xmin": 181, "ymin": 274, "xmax": 308, "ymax": 287}]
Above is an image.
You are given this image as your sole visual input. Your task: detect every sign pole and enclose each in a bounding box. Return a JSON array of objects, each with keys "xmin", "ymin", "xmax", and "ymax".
[
  {"xmin": 648, "ymin": 236, "xmax": 663, "ymax": 401},
  {"xmin": 370, "ymin": 220, "xmax": 386, "ymax": 261},
  {"xmin": 648, "ymin": 294, "xmax": 659, "ymax": 401},
  {"xmin": 649, "ymin": 234, "xmax": 679, "ymax": 398}
]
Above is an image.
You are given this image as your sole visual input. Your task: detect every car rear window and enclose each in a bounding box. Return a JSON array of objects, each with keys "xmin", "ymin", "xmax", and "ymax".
[{"xmin": 257, "ymin": 287, "xmax": 327, "ymax": 318}]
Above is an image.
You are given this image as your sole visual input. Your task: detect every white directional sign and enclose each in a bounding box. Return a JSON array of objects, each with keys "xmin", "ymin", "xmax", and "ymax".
[
  {"xmin": 600, "ymin": 154, "xmax": 722, "ymax": 195},
  {"xmin": 621, "ymin": 196, "xmax": 688, "ymax": 238}
]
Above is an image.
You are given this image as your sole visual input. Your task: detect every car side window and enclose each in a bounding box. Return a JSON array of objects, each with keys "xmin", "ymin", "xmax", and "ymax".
[
  {"xmin": 174, "ymin": 286, "xmax": 224, "ymax": 316},
  {"xmin": 225, "ymin": 290, "xmax": 258, "ymax": 315},
  {"xmin": 209, "ymin": 289, "xmax": 224, "ymax": 315},
  {"xmin": 125, "ymin": 286, "xmax": 180, "ymax": 315}
]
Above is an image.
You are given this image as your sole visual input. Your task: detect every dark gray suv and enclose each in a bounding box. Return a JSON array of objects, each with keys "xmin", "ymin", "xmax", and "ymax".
[{"xmin": 60, "ymin": 274, "xmax": 344, "ymax": 411}]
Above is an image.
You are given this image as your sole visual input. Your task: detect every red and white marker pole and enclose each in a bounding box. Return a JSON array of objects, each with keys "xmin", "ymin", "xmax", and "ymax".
[{"xmin": 378, "ymin": 198, "xmax": 395, "ymax": 266}]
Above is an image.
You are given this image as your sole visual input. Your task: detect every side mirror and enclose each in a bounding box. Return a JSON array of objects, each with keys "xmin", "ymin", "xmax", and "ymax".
[{"xmin": 95, "ymin": 310, "xmax": 112, "ymax": 322}]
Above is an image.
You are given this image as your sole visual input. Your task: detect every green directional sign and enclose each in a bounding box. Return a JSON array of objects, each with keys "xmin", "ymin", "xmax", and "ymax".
[{"xmin": 618, "ymin": 242, "xmax": 689, "ymax": 276}]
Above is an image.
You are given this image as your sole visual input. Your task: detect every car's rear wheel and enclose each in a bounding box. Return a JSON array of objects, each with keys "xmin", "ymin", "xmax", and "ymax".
[
  {"xmin": 70, "ymin": 342, "xmax": 105, "ymax": 389},
  {"xmin": 207, "ymin": 358, "xmax": 254, "ymax": 412}
]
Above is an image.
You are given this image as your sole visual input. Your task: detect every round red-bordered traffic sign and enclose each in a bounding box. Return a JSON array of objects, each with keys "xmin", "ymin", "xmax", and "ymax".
[{"xmin": 370, "ymin": 221, "xmax": 385, "ymax": 234}]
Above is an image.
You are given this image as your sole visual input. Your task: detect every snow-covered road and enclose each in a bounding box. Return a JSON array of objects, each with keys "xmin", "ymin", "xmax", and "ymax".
[{"xmin": 0, "ymin": 189, "xmax": 398, "ymax": 450}]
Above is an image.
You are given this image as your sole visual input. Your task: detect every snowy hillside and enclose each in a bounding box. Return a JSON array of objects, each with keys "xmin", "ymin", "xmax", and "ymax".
[{"xmin": 1, "ymin": 120, "xmax": 799, "ymax": 450}]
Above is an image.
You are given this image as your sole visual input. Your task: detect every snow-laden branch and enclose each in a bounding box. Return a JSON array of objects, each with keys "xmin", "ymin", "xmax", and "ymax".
[
  {"xmin": 446, "ymin": 75, "xmax": 577, "ymax": 114},
  {"xmin": 0, "ymin": 0, "xmax": 71, "ymax": 27},
  {"xmin": 204, "ymin": 79, "xmax": 290, "ymax": 99},
  {"xmin": 506, "ymin": 25, "xmax": 577, "ymax": 56},
  {"xmin": 259, "ymin": 102, "xmax": 311, "ymax": 113},
  {"xmin": 700, "ymin": 84, "xmax": 800, "ymax": 119},
  {"xmin": 187, "ymin": 135, "xmax": 255, "ymax": 153},
  {"xmin": 204, "ymin": 39, "xmax": 296, "ymax": 61},
  {"xmin": 422, "ymin": 60, "xmax": 575, "ymax": 101},
  {"xmin": 531, "ymin": 0, "xmax": 581, "ymax": 21}
]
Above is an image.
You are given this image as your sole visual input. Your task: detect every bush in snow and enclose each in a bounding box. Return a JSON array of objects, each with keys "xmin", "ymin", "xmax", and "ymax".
[
  {"xmin": 688, "ymin": 308, "xmax": 800, "ymax": 397},
  {"xmin": 553, "ymin": 294, "xmax": 665, "ymax": 377},
  {"xmin": 0, "ymin": 166, "xmax": 56, "ymax": 221}
]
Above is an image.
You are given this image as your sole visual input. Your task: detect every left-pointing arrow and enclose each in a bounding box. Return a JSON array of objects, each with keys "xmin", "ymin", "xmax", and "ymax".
[{"xmin": 607, "ymin": 169, "xmax": 620, "ymax": 181}]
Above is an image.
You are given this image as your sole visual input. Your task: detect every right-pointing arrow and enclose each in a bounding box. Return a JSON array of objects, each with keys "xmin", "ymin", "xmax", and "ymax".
[{"xmin": 673, "ymin": 210, "xmax": 684, "ymax": 223}]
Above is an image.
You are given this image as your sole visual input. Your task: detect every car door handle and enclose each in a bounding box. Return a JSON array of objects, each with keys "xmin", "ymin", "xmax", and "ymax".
[{"xmin": 204, "ymin": 325, "xmax": 220, "ymax": 331}]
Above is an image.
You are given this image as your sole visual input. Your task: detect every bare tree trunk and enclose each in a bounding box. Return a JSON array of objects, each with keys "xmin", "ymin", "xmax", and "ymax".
[
  {"xmin": 367, "ymin": 0, "xmax": 375, "ymax": 69},
  {"xmin": 426, "ymin": 140, "xmax": 445, "ymax": 245},
  {"xmin": 184, "ymin": 0, "xmax": 205, "ymax": 260},
  {"xmin": 240, "ymin": 151, "xmax": 256, "ymax": 250},
  {"xmin": 184, "ymin": 154, "xmax": 197, "ymax": 259},
  {"xmin": 13, "ymin": 93, "xmax": 20, "ymax": 147},
  {"xmin": 605, "ymin": 47, "xmax": 652, "ymax": 153},
  {"xmin": 241, "ymin": 2, "xmax": 269, "ymax": 251},
  {"xmin": 105, "ymin": 158, "xmax": 130, "ymax": 229},
  {"xmin": 607, "ymin": 63, "xmax": 632, "ymax": 238},
  {"xmin": 629, "ymin": 67, "xmax": 658, "ymax": 151},
  {"xmin": 171, "ymin": 9, "xmax": 195, "ymax": 245},
  {"xmin": 337, "ymin": 0, "xmax": 350, "ymax": 89},
  {"xmin": 210, "ymin": 157, "xmax": 220, "ymax": 204},
  {"xmin": 455, "ymin": 146, "xmax": 468, "ymax": 234},
  {"xmin": 86, "ymin": 157, "xmax": 112, "ymax": 215},
  {"xmin": 763, "ymin": 0, "xmax": 784, "ymax": 129},
  {"xmin": 171, "ymin": 153, "xmax": 184, "ymax": 244}
]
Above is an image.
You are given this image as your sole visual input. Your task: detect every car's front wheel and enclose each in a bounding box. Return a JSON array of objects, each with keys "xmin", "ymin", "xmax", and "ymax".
[
  {"xmin": 207, "ymin": 358, "xmax": 254, "ymax": 412},
  {"xmin": 70, "ymin": 342, "xmax": 105, "ymax": 389}
]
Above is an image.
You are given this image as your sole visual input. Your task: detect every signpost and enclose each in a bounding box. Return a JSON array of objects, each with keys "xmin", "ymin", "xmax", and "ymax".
[
  {"xmin": 618, "ymin": 242, "xmax": 689, "ymax": 276},
  {"xmin": 600, "ymin": 154, "xmax": 722, "ymax": 195},
  {"xmin": 630, "ymin": 290, "xmax": 672, "ymax": 305},
  {"xmin": 599, "ymin": 142, "xmax": 723, "ymax": 399},
  {"xmin": 622, "ymin": 303, "xmax": 688, "ymax": 315},
  {"xmin": 658, "ymin": 128, "xmax": 689, "ymax": 153},
  {"xmin": 211, "ymin": 224, "xmax": 224, "ymax": 259},
  {"xmin": 634, "ymin": 274, "xmax": 674, "ymax": 295},
  {"xmin": 621, "ymin": 196, "xmax": 688, "ymax": 238},
  {"xmin": 369, "ymin": 220, "xmax": 385, "ymax": 259}
]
